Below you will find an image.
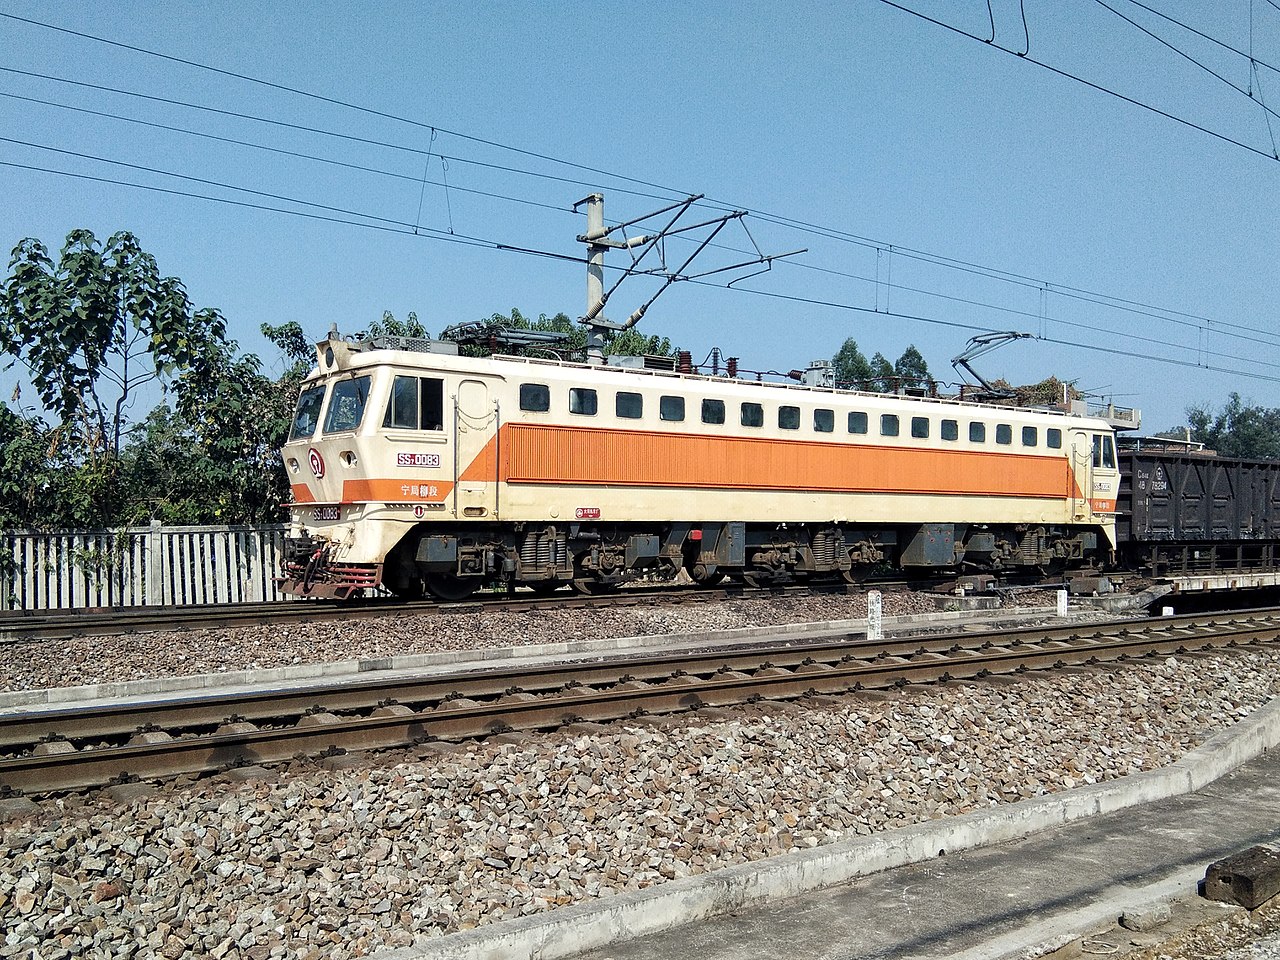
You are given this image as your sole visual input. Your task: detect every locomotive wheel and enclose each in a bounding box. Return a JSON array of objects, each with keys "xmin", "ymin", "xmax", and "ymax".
[
  {"xmin": 842, "ymin": 566, "xmax": 876, "ymax": 585},
  {"xmin": 572, "ymin": 577, "xmax": 616, "ymax": 595},
  {"xmin": 425, "ymin": 574, "xmax": 480, "ymax": 601},
  {"xmin": 685, "ymin": 562, "xmax": 725, "ymax": 587}
]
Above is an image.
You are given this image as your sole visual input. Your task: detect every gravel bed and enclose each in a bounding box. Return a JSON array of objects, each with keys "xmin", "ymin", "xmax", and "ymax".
[
  {"xmin": 1122, "ymin": 896, "xmax": 1280, "ymax": 959},
  {"xmin": 0, "ymin": 592, "xmax": 954, "ymax": 693},
  {"xmin": 2, "ymin": 648, "xmax": 1277, "ymax": 960}
]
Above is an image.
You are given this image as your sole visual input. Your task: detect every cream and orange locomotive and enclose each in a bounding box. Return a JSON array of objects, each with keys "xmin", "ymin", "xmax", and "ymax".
[{"xmin": 278, "ymin": 334, "xmax": 1122, "ymax": 599}]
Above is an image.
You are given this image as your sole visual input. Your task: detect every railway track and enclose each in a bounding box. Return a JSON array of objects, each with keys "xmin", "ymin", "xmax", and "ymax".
[
  {"xmin": 2, "ymin": 608, "xmax": 1275, "ymax": 797},
  {"xmin": 0, "ymin": 576, "xmax": 977, "ymax": 643}
]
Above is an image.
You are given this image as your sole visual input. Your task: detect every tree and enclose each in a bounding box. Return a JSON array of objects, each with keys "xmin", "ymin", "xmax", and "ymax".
[
  {"xmin": 0, "ymin": 228, "xmax": 299, "ymax": 528},
  {"xmin": 832, "ymin": 338, "xmax": 874, "ymax": 387},
  {"xmin": 361, "ymin": 310, "xmax": 430, "ymax": 341},
  {"xmin": 1187, "ymin": 393, "xmax": 1280, "ymax": 460},
  {"xmin": 443, "ymin": 308, "xmax": 678, "ymax": 361},
  {"xmin": 831, "ymin": 340, "xmax": 932, "ymax": 392},
  {"xmin": 0, "ymin": 229, "xmax": 228, "ymax": 459},
  {"xmin": 869, "ymin": 352, "xmax": 895, "ymax": 392},
  {"xmin": 894, "ymin": 345, "xmax": 930, "ymax": 389}
]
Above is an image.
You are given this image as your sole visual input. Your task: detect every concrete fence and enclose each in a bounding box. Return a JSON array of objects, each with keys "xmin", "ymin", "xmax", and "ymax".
[{"xmin": 0, "ymin": 522, "xmax": 286, "ymax": 610}]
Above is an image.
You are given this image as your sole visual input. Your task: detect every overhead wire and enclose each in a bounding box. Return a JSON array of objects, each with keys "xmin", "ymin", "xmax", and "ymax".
[
  {"xmin": 5, "ymin": 38, "xmax": 1280, "ymax": 351},
  {"xmin": 1092, "ymin": 0, "xmax": 1280, "ymax": 124},
  {"xmin": 0, "ymin": 90, "xmax": 576, "ymax": 216},
  {"xmin": 0, "ymin": 67, "xmax": 678, "ymax": 205},
  {"xmin": 7, "ymin": 152, "xmax": 1280, "ymax": 387},
  {"xmin": 3, "ymin": 9, "xmax": 1280, "ymax": 371},
  {"xmin": 17, "ymin": 73, "xmax": 1274, "ymax": 356},
  {"xmin": 1114, "ymin": 0, "xmax": 1280, "ymax": 77},
  {"xmin": 0, "ymin": 10, "xmax": 695, "ymax": 200},
  {"xmin": 869, "ymin": 0, "xmax": 1280, "ymax": 165}
]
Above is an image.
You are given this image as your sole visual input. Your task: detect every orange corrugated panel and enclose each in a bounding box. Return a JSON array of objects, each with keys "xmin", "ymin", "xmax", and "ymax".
[{"xmin": 490, "ymin": 424, "xmax": 1080, "ymax": 500}]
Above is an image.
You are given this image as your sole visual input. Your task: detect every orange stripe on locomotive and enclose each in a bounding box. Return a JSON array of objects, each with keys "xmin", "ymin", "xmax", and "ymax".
[{"xmin": 459, "ymin": 423, "xmax": 1085, "ymax": 501}]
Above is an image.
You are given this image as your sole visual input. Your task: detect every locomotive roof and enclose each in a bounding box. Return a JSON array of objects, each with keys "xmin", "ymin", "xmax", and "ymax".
[{"xmin": 312, "ymin": 336, "xmax": 1122, "ymax": 429}]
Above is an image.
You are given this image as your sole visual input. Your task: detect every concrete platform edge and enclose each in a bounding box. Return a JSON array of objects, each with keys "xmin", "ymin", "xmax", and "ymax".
[
  {"xmin": 0, "ymin": 605, "xmax": 1074, "ymax": 710},
  {"xmin": 378, "ymin": 697, "xmax": 1280, "ymax": 960}
]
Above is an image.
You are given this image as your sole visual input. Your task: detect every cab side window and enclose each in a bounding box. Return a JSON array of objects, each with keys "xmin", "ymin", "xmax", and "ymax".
[
  {"xmin": 385, "ymin": 376, "xmax": 445, "ymax": 430},
  {"xmin": 1093, "ymin": 434, "xmax": 1117, "ymax": 469},
  {"xmin": 569, "ymin": 388, "xmax": 597, "ymax": 416},
  {"xmin": 616, "ymin": 392, "xmax": 643, "ymax": 419},
  {"xmin": 519, "ymin": 383, "xmax": 550, "ymax": 412},
  {"xmin": 660, "ymin": 395, "xmax": 685, "ymax": 422}
]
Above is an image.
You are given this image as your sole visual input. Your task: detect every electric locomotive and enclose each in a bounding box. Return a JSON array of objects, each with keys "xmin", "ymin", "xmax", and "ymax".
[{"xmin": 278, "ymin": 332, "xmax": 1123, "ymax": 599}]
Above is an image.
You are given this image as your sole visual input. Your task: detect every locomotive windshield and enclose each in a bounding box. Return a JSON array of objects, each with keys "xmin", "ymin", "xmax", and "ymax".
[
  {"xmin": 289, "ymin": 384, "xmax": 326, "ymax": 441},
  {"xmin": 322, "ymin": 376, "xmax": 373, "ymax": 433}
]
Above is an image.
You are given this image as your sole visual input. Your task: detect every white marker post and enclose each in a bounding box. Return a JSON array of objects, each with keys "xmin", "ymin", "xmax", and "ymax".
[
  {"xmin": 867, "ymin": 590, "xmax": 883, "ymax": 642},
  {"xmin": 1056, "ymin": 589, "xmax": 1068, "ymax": 618}
]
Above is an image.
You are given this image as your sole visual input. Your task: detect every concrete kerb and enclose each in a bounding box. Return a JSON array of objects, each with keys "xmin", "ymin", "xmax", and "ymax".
[
  {"xmin": 377, "ymin": 697, "xmax": 1280, "ymax": 960},
  {"xmin": 0, "ymin": 604, "xmax": 1098, "ymax": 711}
]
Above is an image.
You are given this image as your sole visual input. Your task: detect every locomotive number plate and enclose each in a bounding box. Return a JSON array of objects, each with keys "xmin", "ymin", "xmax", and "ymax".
[
  {"xmin": 397, "ymin": 452, "xmax": 441, "ymax": 468},
  {"xmin": 312, "ymin": 506, "xmax": 340, "ymax": 521},
  {"xmin": 575, "ymin": 507, "xmax": 601, "ymax": 520}
]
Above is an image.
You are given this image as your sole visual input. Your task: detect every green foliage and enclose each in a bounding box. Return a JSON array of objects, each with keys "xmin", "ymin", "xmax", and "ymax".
[
  {"xmin": 1187, "ymin": 393, "xmax": 1280, "ymax": 460},
  {"xmin": 0, "ymin": 228, "xmax": 292, "ymax": 529},
  {"xmin": 894, "ymin": 345, "xmax": 930, "ymax": 388},
  {"xmin": 0, "ymin": 400, "xmax": 124, "ymax": 529},
  {"xmin": 986, "ymin": 376, "xmax": 1080, "ymax": 407},
  {"xmin": 0, "ymin": 229, "xmax": 228, "ymax": 459},
  {"xmin": 869, "ymin": 352, "xmax": 894, "ymax": 392},
  {"xmin": 831, "ymin": 339, "xmax": 931, "ymax": 392},
  {"xmin": 363, "ymin": 310, "xmax": 430, "ymax": 341},
  {"xmin": 0, "ymin": 401, "xmax": 53, "ymax": 528},
  {"xmin": 261, "ymin": 320, "xmax": 313, "ymax": 379},
  {"xmin": 832, "ymin": 339, "xmax": 874, "ymax": 386},
  {"xmin": 450, "ymin": 308, "xmax": 678, "ymax": 360}
]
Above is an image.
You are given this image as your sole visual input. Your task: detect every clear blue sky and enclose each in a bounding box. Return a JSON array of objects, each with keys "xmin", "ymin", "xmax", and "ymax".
[{"xmin": 2, "ymin": 0, "xmax": 1279, "ymax": 430}]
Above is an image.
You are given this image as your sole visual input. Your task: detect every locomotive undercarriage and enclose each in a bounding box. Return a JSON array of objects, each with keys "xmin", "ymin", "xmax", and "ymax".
[{"xmin": 356, "ymin": 520, "xmax": 1105, "ymax": 600}]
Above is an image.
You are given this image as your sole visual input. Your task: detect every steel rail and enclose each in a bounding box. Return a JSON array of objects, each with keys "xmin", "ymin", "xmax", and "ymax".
[
  {"xmin": 0, "ymin": 608, "xmax": 1249, "ymax": 748},
  {"xmin": 1, "ymin": 610, "xmax": 1275, "ymax": 795},
  {"xmin": 0, "ymin": 580, "xmax": 878, "ymax": 643}
]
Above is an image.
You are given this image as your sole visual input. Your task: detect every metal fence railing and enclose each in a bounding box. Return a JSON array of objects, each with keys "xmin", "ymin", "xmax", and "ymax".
[{"xmin": 1, "ymin": 522, "xmax": 286, "ymax": 610}]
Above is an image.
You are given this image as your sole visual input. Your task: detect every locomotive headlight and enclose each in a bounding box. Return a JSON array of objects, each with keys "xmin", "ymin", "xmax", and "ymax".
[
  {"xmin": 287, "ymin": 458, "xmax": 300, "ymax": 474},
  {"xmin": 340, "ymin": 450, "xmax": 358, "ymax": 467}
]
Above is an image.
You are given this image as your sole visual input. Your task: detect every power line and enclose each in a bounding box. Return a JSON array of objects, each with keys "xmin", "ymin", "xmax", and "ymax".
[
  {"xmin": 0, "ymin": 66, "xmax": 678, "ymax": 205},
  {"xmin": 6, "ymin": 53, "xmax": 1278, "ymax": 349},
  {"xmin": 22, "ymin": 75, "xmax": 1271, "ymax": 360},
  {"xmin": 1093, "ymin": 0, "xmax": 1280, "ymax": 127},
  {"xmin": 4, "ymin": 12, "xmax": 1279, "ymax": 359},
  {"xmin": 0, "ymin": 91, "xmax": 576, "ymax": 217},
  {"xmin": 0, "ymin": 10, "xmax": 693, "ymax": 199},
  {"xmin": 8, "ymin": 154, "xmax": 1280, "ymax": 387},
  {"xmin": 870, "ymin": 0, "xmax": 1280, "ymax": 164},
  {"xmin": 1115, "ymin": 0, "xmax": 1280, "ymax": 77}
]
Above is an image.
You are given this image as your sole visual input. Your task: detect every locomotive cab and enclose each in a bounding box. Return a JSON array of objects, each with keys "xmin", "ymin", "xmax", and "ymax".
[{"xmin": 278, "ymin": 334, "xmax": 474, "ymax": 599}]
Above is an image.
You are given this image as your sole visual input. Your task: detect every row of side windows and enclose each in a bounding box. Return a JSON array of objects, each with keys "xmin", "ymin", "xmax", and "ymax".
[{"xmin": 518, "ymin": 383, "xmax": 1064, "ymax": 449}]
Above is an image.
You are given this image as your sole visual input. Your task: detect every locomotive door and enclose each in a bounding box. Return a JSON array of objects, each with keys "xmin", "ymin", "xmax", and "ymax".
[
  {"xmin": 1069, "ymin": 430, "xmax": 1092, "ymax": 521},
  {"xmin": 454, "ymin": 378, "xmax": 499, "ymax": 518}
]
